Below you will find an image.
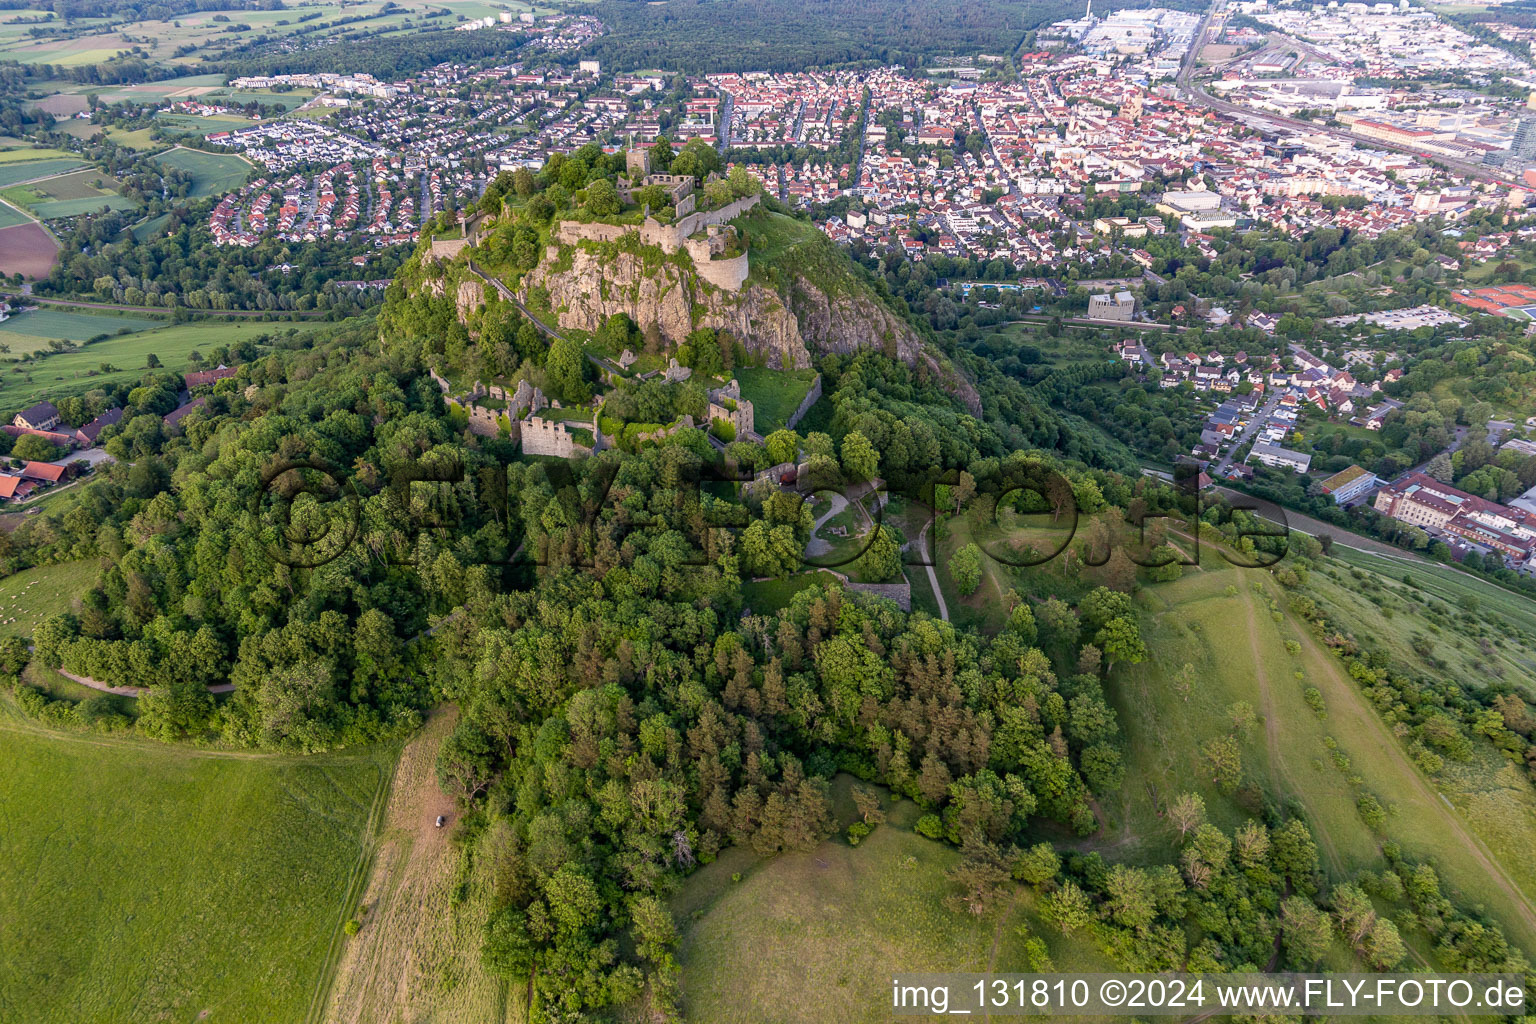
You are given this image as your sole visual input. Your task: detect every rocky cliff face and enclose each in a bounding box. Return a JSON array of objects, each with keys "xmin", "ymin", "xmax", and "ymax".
[
  {"xmin": 522, "ymin": 246, "xmax": 814, "ymax": 369},
  {"xmin": 517, "ymin": 241, "xmax": 981, "ymax": 414}
]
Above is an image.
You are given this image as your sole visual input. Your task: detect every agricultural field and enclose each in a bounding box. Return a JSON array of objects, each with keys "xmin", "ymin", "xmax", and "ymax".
[
  {"xmin": 0, "ymin": 710, "xmax": 395, "ymax": 1024},
  {"xmin": 672, "ymin": 775, "xmax": 1117, "ymax": 1024},
  {"xmin": 154, "ymin": 112, "xmax": 258, "ymax": 136},
  {"xmin": 0, "ymin": 561, "xmax": 101, "ymax": 640},
  {"xmin": 2, "ymin": 168, "xmax": 137, "ymax": 219},
  {"xmin": 321, "ymin": 710, "xmax": 524, "ymax": 1024},
  {"xmin": 102, "ymin": 126, "xmax": 160, "ymax": 151},
  {"xmin": 0, "ymin": 316, "xmax": 333, "ymax": 407},
  {"xmin": 0, "ymin": 198, "xmax": 30, "ymax": 229},
  {"xmin": 0, "ymin": 308, "xmax": 160, "ymax": 357},
  {"xmin": 0, "ymin": 157, "xmax": 85, "ymax": 188},
  {"xmin": 0, "ymin": 222, "xmax": 59, "ymax": 279},
  {"xmin": 152, "ymin": 146, "xmax": 251, "ymax": 197},
  {"xmin": 0, "ymin": 146, "xmax": 75, "ymax": 164}
]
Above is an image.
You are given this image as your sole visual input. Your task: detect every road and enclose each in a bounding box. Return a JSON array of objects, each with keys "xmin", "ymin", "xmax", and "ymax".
[
  {"xmin": 918, "ymin": 518, "xmax": 949, "ymax": 621},
  {"xmin": 5, "ymin": 296, "xmax": 328, "ymax": 319},
  {"xmin": 1002, "ymin": 313, "xmax": 1172, "ymax": 331},
  {"xmin": 1212, "ymin": 388, "xmax": 1283, "ymax": 477}
]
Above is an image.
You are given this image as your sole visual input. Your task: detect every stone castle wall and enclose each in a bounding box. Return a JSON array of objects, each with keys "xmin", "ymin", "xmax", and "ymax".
[
  {"xmin": 784, "ymin": 374, "xmax": 823, "ymax": 430},
  {"xmin": 429, "ymin": 237, "xmax": 468, "ymax": 262},
  {"xmin": 521, "ymin": 415, "xmax": 593, "ymax": 458},
  {"xmin": 691, "ymin": 248, "xmax": 749, "ymax": 292},
  {"xmin": 552, "ymin": 194, "xmax": 760, "ymax": 258}
]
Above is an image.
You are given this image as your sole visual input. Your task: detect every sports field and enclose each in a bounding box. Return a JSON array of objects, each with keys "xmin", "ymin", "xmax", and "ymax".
[
  {"xmin": 152, "ymin": 147, "xmax": 251, "ymax": 197},
  {"xmin": 0, "ymin": 710, "xmax": 393, "ymax": 1024}
]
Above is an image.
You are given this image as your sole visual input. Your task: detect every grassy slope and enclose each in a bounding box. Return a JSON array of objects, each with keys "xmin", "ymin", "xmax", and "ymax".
[
  {"xmin": 0, "ymin": 560, "xmax": 99, "ymax": 639},
  {"xmin": 0, "ymin": 709, "xmax": 394, "ymax": 1024},
  {"xmin": 673, "ymin": 776, "xmax": 1118, "ymax": 1024},
  {"xmin": 733, "ymin": 364, "xmax": 816, "ymax": 432},
  {"xmin": 1106, "ymin": 556, "xmax": 1536, "ymax": 954}
]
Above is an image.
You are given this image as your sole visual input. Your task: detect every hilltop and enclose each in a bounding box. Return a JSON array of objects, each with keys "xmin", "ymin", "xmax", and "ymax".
[{"xmin": 382, "ymin": 142, "xmax": 978, "ymax": 420}]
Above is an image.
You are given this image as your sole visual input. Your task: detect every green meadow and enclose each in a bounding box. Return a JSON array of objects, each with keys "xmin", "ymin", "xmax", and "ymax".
[
  {"xmin": 0, "ymin": 315, "xmax": 334, "ymax": 407},
  {"xmin": 673, "ymin": 776, "xmax": 1118, "ymax": 1024},
  {"xmin": 152, "ymin": 147, "xmax": 251, "ymax": 197},
  {"xmin": 0, "ymin": 710, "xmax": 393, "ymax": 1024}
]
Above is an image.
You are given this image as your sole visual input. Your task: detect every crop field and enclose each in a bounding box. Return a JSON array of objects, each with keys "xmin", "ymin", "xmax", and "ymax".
[
  {"xmin": 152, "ymin": 147, "xmax": 251, "ymax": 197},
  {"xmin": 0, "ymin": 157, "xmax": 84, "ymax": 188},
  {"xmin": 0, "ymin": 198, "xmax": 29, "ymax": 228},
  {"xmin": 102, "ymin": 126, "xmax": 159, "ymax": 150},
  {"xmin": 0, "ymin": 307, "xmax": 159, "ymax": 346},
  {"xmin": 7, "ymin": 167, "xmax": 121, "ymax": 200},
  {"xmin": 0, "ymin": 560, "xmax": 101, "ymax": 639},
  {"xmin": 0, "ymin": 222, "xmax": 59, "ymax": 278},
  {"xmin": 154, "ymin": 112, "xmax": 258, "ymax": 135},
  {"xmin": 0, "ymin": 146, "xmax": 75, "ymax": 163},
  {"xmin": 0, "ymin": 317, "xmax": 333, "ymax": 406},
  {"xmin": 3, "ymin": 167, "xmax": 137, "ymax": 219},
  {"xmin": 672, "ymin": 776, "xmax": 1118, "ymax": 1023},
  {"xmin": 0, "ymin": 710, "xmax": 394, "ymax": 1024}
]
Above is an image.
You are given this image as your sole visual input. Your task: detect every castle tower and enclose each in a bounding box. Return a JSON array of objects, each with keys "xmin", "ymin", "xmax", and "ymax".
[{"xmin": 625, "ymin": 138, "xmax": 651, "ymax": 181}]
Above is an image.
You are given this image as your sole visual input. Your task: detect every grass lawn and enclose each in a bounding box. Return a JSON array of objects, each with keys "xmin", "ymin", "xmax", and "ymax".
[
  {"xmin": 733, "ymin": 365, "xmax": 817, "ymax": 432},
  {"xmin": 0, "ymin": 560, "xmax": 100, "ymax": 639},
  {"xmin": 0, "ymin": 317, "xmax": 335, "ymax": 407},
  {"xmin": 739, "ymin": 569, "xmax": 841, "ymax": 613},
  {"xmin": 0, "ymin": 710, "xmax": 395, "ymax": 1024},
  {"xmin": 672, "ymin": 776, "xmax": 1117, "ymax": 1023},
  {"xmin": 152, "ymin": 146, "xmax": 251, "ymax": 197}
]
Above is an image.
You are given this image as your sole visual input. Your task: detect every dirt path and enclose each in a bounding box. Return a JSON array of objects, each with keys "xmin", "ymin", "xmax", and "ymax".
[
  {"xmin": 318, "ymin": 707, "xmax": 513, "ymax": 1024},
  {"xmin": 56, "ymin": 668, "xmax": 234, "ymax": 697}
]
